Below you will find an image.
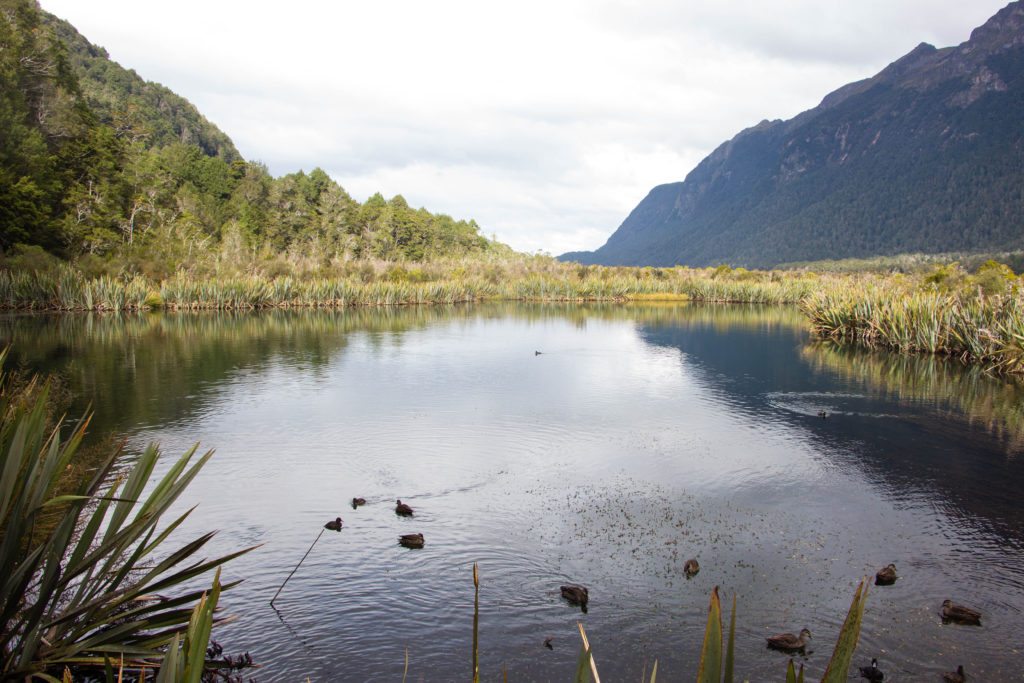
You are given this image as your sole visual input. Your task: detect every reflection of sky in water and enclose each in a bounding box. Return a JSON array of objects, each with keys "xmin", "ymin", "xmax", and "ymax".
[{"xmin": 4, "ymin": 304, "xmax": 1024, "ymax": 680}]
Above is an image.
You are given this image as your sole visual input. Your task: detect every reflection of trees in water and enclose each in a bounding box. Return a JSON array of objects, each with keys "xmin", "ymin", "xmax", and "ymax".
[
  {"xmin": 801, "ymin": 341, "xmax": 1024, "ymax": 454},
  {"xmin": 630, "ymin": 301, "xmax": 807, "ymax": 332},
  {"xmin": 514, "ymin": 301, "xmax": 808, "ymax": 332},
  {"xmin": 0, "ymin": 303, "xmax": 809, "ymax": 439},
  {"xmin": 0, "ymin": 310, "xmax": 366, "ymax": 436},
  {"xmin": 23, "ymin": 303, "xmax": 1020, "ymax": 454}
]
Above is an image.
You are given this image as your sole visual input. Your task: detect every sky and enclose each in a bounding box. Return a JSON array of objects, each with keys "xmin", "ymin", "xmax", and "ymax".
[{"xmin": 41, "ymin": 0, "xmax": 1011, "ymax": 256}]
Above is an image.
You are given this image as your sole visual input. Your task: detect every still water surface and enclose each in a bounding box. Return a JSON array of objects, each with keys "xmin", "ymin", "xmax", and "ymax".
[{"xmin": 4, "ymin": 303, "xmax": 1024, "ymax": 681}]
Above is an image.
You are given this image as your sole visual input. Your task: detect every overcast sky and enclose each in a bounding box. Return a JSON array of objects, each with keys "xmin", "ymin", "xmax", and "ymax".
[{"xmin": 41, "ymin": 1, "xmax": 1010, "ymax": 255}]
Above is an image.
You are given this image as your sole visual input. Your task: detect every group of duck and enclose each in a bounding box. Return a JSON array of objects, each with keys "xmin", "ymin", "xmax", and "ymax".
[
  {"xmin": 767, "ymin": 563, "xmax": 979, "ymax": 682},
  {"xmin": 320, "ymin": 512, "xmax": 980, "ymax": 680},
  {"xmin": 558, "ymin": 559, "xmax": 700, "ymax": 616},
  {"xmin": 323, "ymin": 498, "xmax": 424, "ymax": 549}
]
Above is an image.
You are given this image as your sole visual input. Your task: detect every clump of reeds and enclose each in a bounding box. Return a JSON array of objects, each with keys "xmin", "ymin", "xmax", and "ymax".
[
  {"xmin": 801, "ymin": 285, "xmax": 1024, "ymax": 375},
  {"xmin": 0, "ymin": 262, "xmax": 824, "ymax": 311},
  {"xmin": 5, "ymin": 257, "xmax": 1020, "ymax": 374}
]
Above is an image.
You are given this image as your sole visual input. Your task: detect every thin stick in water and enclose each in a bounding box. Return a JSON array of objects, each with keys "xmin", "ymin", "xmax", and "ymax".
[
  {"xmin": 472, "ymin": 562, "xmax": 480, "ymax": 683},
  {"xmin": 270, "ymin": 528, "xmax": 326, "ymax": 606}
]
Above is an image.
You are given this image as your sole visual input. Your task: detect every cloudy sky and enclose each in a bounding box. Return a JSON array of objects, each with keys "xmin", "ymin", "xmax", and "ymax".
[{"xmin": 42, "ymin": 1, "xmax": 1009, "ymax": 255}]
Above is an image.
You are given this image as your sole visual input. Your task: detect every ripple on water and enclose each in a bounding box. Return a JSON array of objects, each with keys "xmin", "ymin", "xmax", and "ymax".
[
  {"xmin": 16, "ymin": 306, "xmax": 1024, "ymax": 681},
  {"xmin": 766, "ymin": 390, "xmax": 907, "ymax": 419}
]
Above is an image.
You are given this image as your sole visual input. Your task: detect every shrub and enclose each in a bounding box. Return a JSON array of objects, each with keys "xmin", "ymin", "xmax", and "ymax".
[
  {"xmin": 0, "ymin": 351, "xmax": 254, "ymax": 679},
  {"xmin": 144, "ymin": 290, "xmax": 165, "ymax": 308}
]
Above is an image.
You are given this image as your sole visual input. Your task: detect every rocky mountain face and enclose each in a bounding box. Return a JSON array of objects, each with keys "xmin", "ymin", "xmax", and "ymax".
[{"xmin": 562, "ymin": 2, "xmax": 1024, "ymax": 268}]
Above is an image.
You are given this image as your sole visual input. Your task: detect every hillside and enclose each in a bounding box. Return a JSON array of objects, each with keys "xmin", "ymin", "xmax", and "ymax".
[
  {"xmin": 562, "ymin": 2, "xmax": 1024, "ymax": 268},
  {"xmin": 42, "ymin": 13, "xmax": 239, "ymax": 161},
  {"xmin": 0, "ymin": 0, "xmax": 496, "ymax": 265}
]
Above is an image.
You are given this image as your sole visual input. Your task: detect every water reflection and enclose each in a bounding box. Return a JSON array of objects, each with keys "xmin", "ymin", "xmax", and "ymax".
[
  {"xmin": 0, "ymin": 304, "xmax": 805, "ymax": 438},
  {"xmin": 802, "ymin": 341, "xmax": 1024, "ymax": 454},
  {"xmin": 2, "ymin": 304, "xmax": 1023, "ymax": 681}
]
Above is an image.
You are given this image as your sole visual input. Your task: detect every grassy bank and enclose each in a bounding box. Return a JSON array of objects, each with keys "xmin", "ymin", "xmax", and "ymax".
[
  {"xmin": 0, "ymin": 258, "xmax": 819, "ymax": 310},
  {"xmin": 3, "ymin": 255, "xmax": 1023, "ymax": 375}
]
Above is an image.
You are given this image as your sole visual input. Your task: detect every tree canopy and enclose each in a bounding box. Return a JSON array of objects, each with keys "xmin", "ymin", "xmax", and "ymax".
[{"xmin": 0, "ymin": 0, "xmax": 497, "ymax": 266}]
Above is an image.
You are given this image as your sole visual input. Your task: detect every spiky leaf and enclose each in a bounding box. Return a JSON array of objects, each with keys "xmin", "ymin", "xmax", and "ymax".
[
  {"xmin": 696, "ymin": 586, "xmax": 723, "ymax": 683},
  {"xmin": 820, "ymin": 579, "xmax": 870, "ymax": 682}
]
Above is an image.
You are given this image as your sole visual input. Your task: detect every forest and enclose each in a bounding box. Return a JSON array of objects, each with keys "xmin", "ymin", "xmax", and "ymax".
[{"xmin": 0, "ymin": 0, "xmax": 499, "ymax": 278}]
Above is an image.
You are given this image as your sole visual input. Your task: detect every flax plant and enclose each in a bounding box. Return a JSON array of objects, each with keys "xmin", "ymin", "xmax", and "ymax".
[
  {"xmin": 801, "ymin": 281, "xmax": 1024, "ymax": 375},
  {"xmin": 0, "ymin": 350, "xmax": 254, "ymax": 680}
]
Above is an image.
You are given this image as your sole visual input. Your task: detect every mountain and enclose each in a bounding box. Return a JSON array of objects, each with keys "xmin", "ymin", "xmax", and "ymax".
[
  {"xmin": 562, "ymin": 2, "xmax": 1024, "ymax": 268},
  {"xmin": 42, "ymin": 13, "xmax": 240, "ymax": 161},
  {"xmin": 0, "ymin": 0, "xmax": 494, "ymax": 262}
]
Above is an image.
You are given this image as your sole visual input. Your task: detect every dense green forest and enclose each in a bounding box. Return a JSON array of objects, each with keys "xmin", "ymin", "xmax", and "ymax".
[{"xmin": 0, "ymin": 0, "xmax": 499, "ymax": 277}]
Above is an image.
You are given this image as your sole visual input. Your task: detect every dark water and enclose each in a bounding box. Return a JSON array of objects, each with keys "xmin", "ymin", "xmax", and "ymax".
[{"xmin": 4, "ymin": 303, "xmax": 1024, "ymax": 681}]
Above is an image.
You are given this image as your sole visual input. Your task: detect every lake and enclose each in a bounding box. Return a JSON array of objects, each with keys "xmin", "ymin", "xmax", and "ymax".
[{"xmin": 4, "ymin": 303, "xmax": 1024, "ymax": 681}]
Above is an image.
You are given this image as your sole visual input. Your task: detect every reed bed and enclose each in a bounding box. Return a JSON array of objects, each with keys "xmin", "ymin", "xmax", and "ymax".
[
  {"xmin": 4, "ymin": 260, "xmax": 1021, "ymax": 375},
  {"xmin": 0, "ymin": 264, "xmax": 817, "ymax": 311},
  {"xmin": 800, "ymin": 287, "xmax": 1024, "ymax": 375}
]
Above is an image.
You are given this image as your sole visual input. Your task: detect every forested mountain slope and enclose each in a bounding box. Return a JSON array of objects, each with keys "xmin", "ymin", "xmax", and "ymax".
[
  {"xmin": 562, "ymin": 2, "xmax": 1024, "ymax": 268},
  {"xmin": 0, "ymin": 0, "xmax": 496, "ymax": 264},
  {"xmin": 42, "ymin": 12, "xmax": 239, "ymax": 161}
]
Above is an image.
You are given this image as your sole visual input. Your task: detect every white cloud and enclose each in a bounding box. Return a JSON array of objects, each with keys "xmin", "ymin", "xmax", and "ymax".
[{"xmin": 40, "ymin": 0, "xmax": 1011, "ymax": 254}]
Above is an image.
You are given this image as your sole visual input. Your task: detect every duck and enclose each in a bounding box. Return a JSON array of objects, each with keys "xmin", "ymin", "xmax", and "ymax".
[
  {"xmin": 859, "ymin": 657, "xmax": 884, "ymax": 681},
  {"xmin": 874, "ymin": 563, "xmax": 898, "ymax": 586},
  {"xmin": 351, "ymin": 497, "xmax": 366, "ymax": 509},
  {"xmin": 395, "ymin": 499, "xmax": 414, "ymax": 516},
  {"xmin": 941, "ymin": 599, "xmax": 981, "ymax": 625},
  {"xmin": 684, "ymin": 558, "xmax": 700, "ymax": 578},
  {"xmin": 535, "ymin": 350, "xmax": 543, "ymax": 355},
  {"xmin": 560, "ymin": 584, "xmax": 589, "ymax": 612},
  {"xmin": 398, "ymin": 532, "xmax": 424, "ymax": 549},
  {"xmin": 766, "ymin": 628, "xmax": 812, "ymax": 652},
  {"xmin": 942, "ymin": 665, "xmax": 966, "ymax": 683},
  {"xmin": 817, "ymin": 410, "xmax": 829, "ymax": 418},
  {"xmin": 324, "ymin": 517, "xmax": 343, "ymax": 531}
]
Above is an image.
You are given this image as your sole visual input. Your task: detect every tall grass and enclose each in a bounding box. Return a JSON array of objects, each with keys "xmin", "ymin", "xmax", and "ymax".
[
  {"xmin": 4, "ymin": 258, "xmax": 1023, "ymax": 374},
  {"xmin": 801, "ymin": 286, "xmax": 1024, "ymax": 375},
  {"xmin": 0, "ymin": 264, "xmax": 818, "ymax": 311}
]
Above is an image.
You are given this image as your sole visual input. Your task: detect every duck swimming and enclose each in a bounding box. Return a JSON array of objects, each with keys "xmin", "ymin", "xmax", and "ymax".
[
  {"xmin": 859, "ymin": 657, "xmax": 884, "ymax": 681},
  {"xmin": 398, "ymin": 533, "xmax": 424, "ymax": 549},
  {"xmin": 941, "ymin": 600, "xmax": 981, "ymax": 625},
  {"xmin": 766, "ymin": 628, "xmax": 812, "ymax": 653},
  {"xmin": 560, "ymin": 584, "xmax": 589, "ymax": 612},
  {"xmin": 324, "ymin": 517, "xmax": 343, "ymax": 531},
  {"xmin": 395, "ymin": 499, "xmax": 414, "ymax": 516},
  {"xmin": 875, "ymin": 563, "xmax": 897, "ymax": 586},
  {"xmin": 684, "ymin": 558, "xmax": 700, "ymax": 578},
  {"xmin": 352, "ymin": 497, "xmax": 366, "ymax": 509},
  {"xmin": 942, "ymin": 665, "xmax": 966, "ymax": 683}
]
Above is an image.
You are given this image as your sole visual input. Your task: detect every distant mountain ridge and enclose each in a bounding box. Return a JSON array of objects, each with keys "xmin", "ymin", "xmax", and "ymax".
[{"xmin": 562, "ymin": 2, "xmax": 1024, "ymax": 268}]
